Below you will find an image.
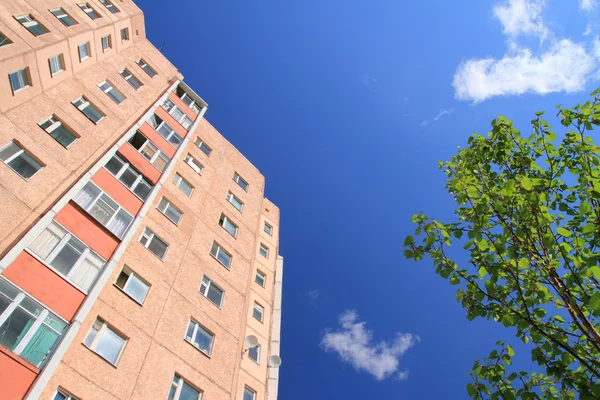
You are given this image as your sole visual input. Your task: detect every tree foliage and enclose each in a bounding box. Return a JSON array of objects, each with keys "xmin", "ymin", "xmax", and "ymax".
[{"xmin": 404, "ymin": 90, "xmax": 600, "ymax": 399}]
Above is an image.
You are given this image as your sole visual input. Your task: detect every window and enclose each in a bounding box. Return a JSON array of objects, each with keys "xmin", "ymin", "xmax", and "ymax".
[
  {"xmin": 49, "ymin": 54, "xmax": 65, "ymax": 76},
  {"xmin": 98, "ymin": 80, "xmax": 125, "ymax": 104},
  {"xmin": 219, "ymin": 214, "xmax": 238, "ymax": 237},
  {"xmin": 0, "ymin": 278, "xmax": 68, "ymax": 367},
  {"xmin": 176, "ymin": 87, "xmax": 202, "ymax": 114},
  {"xmin": 73, "ymin": 96, "xmax": 104, "ymax": 123},
  {"xmin": 157, "ymin": 197, "xmax": 183, "ymax": 225},
  {"xmin": 78, "ymin": 42, "xmax": 91, "ymax": 61},
  {"xmin": 172, "ymin": 173, "xmax": 193, "ymax": 197},
  {"xmin": 39, "ymin": 115, "xmax": 77, "ymax": 148},
  {"xmin": 184, "ymin": 319, "xmax": 214, "ymax": 356},
  {"xmin": 120, "ymin": 68, "xmax": 141, "ymax": 89},
  {"xmin": 104, "ymin": 154, "xmax": 153, "ymax": 200},
  {"xmin": 136, "ymin": 58, "xmax": 156, "ymax": 77},
  {"xmin": 253, "ymin": 302, "xmax": 264, "ymax": 322},
  {"xmin": 259, "ymin": 243, "xmax": 269, "ymax": 258},
  {"xmin": 148, "ymin": 114, "xmax": 182, "ymax": 147},
  {"xmin": 120, "ymin": 27, "xmax": 129, "ymax": 42},
  {"xmin": 139, "ymin": 227, "xmax": 168, "ymax": 259},
  {"xmin": 83, "ymin": 318, "xmax": 126, "ymax": 365},
  {"xmin": 0, "ymin": 32, "xmax": 12, "ymax": 47},
  {"xmin": 226, "ymin": 191, "xmax": 243, "ymax": 212},
  {"xmin": 115, "ymin": 266, "xmax": 149, "ymax": 304},
  {"xmin": 101, "ymin": 35, "xmax": 112, "ymax": 52},
  {"xmin": 248, "ymin": 343, "xmax": 261, "ymax": 364},
  {"xmin": 233, "ymin": 172, "xmax": 249, "ymax": 191},
  {"xmin": 100, "ymin": 0, "xmax": 119, "ymax": 14},
  {"xmin": 169, "ymin": 374, "xmax": 201, "ymax": 400},
  {"xmin": 0, "ymin": 141, "xmax": 43, "ymax": 180},
  {"xmin": 162, "ymin": 99, "xmax": 193, "ymax": 130},
  {"xmin": 9, "ymin": 68, "xmax": 31, "ymax": 93},
  {"xmin": 264, "ymin": 222, "xmax": 273, "ymax": 236},
  {"xmin": 53, "ymin": 388, "xmax": 78, "ymax": 400},
  {"xmin": 28, "ymin": 221, "xmax": 105, "ymax": 291},
  {"xmin": 73, "ymin": 182, "xmax": 133, "ymax": 239},
  {"xmin": 184, "ymin": 154, "xmax": 203, "ymax": 175},
  {"xmin": 255, "ymin": 270, "xmax": 266, "ymax": 287},
  {"xmin": 199, "ymin": 276, "xmax": 224, "ymax": 308},
  {"xmin": 210, "ymin": 242, "xmax": 232, "ymax": 269},
  {"xmin": 78, "ymin": 3, "xmax": 100, "ymax": 20},
  {"xmin": 128, "ymin": 131, "xmax": 170, "ymax": 172},
  {"xmin": 50, "ymin": 8, "xmax": 77, "ymax": 27},
  {"xmin": 194, "ymin": 138, "xmax": 211, "ymax": 156},
  {"xmin": 16, "ymin": 15, "xmax": 48, "ymax": 36},
  {"xmin": 243, "ymin": 387, "xmax": 256, "ymax": 400}
]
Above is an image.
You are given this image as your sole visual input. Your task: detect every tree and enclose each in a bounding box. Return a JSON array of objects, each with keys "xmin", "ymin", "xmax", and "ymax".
[{"xmin": 404, "ymin": 90, "xmax": 600, "ymax": 399}]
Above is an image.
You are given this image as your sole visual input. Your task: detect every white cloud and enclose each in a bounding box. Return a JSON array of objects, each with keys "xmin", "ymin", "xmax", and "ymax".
[
  {"xmin": 453, "ymin": 39, "xmax": 597, "ymax": 103},
  {"xmin": 493, "ymin": 0, "xmax": 548, "ymax": 40},
  {"xmin": 321, "ymin": 310, "xmax": 419, "ymax": 381},
  {"xmin": 584, "ymin": 23, "xmax": 593, "ymax": 36},
  {"xmin": 580, "ymin": 0, "xmax": 596, "ymax": 11},
  {"xmin": 308, "ymin": 289, "xmax": 320, "ymax": 307},
  {"xmin": 433, "ymin": 109, "xmax": 454, "ymax": 121},
  {"xmin": 420, "ymin": 120, "xmax": 429, "ymax": 127}
]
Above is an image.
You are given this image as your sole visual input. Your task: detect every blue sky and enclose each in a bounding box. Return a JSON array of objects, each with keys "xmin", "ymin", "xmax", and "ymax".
[{"xmin": 138, "ymin": 0, "xmax": 600, "ymax": 398}]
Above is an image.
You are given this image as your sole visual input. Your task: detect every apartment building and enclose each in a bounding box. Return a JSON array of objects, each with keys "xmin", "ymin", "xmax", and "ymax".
[{"xmin": 0, "ymin": 1, "xmax": 282, "ymax": 399}]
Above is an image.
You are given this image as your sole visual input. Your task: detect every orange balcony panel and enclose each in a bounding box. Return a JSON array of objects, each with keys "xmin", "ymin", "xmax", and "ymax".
[
  {"xmin": 139, "ymin": 122, "xmax": 177, "ymax": 158},
  {"xmin": 91, "ymin": 168, "xmax": 143, "ymax": 216},
  {"xmin": 168, "ymin": 91, "xmax": 199, "ymax": 122},
  {"xmin": 118, "ymin": 144, "xmax": 162, "ymax": 185},
  {"xmin": 55, "ymin": 202, "xmax": 119, "ymax": 261},
  {"xmin": 155, "ymin": 106, "xmax": 189, "ymax": 140},
  {"xmin": 2, "ymin": 252, "xmax": 85, "ymax": 321},
  {"xmin": 0, "ymin": 347, "xmax": 38, "ymax": 400}
]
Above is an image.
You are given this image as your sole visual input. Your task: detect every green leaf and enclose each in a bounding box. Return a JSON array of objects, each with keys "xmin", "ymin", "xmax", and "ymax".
[
  {"xmin": 518, "ymin": 258, "xmax": 528, "ymax": 269},
  {"xmin": 588, "ymin": 266, "xmax": 600, "ymax": 280},
  {"xmin": 588, "ymin": 292, "xmax": 600, "ymax": 315},
  {"xmin": 521, "ymin": 177, "xmax": 533, "ymax": 191},
  {"xmin": 403, "ymin": 249, "xmax": 414, "ymax": 259},
  {"xmin": 450, "ymin": 275, "xmax": 460, "ymax": 285},
  {"xmin": 556, "ymin": 227, "xmax": 572, "ymax": 237},
  {"xmin": 453, "ymin": 230, "xmax": 463, "ymax": 239},
  {"xmin": 580, "ymin": 202, "xmax": 592, "ymax": 214},
  {"xmin": 403, "ymin": 236, "xmax": 414, "ymax": 246},
  {"xmin": 534, "ymin": 308, "xmax": 547, "ymax": 318},
  {"xmin": 582, "ymin": 224, "xmax": 596, "ymax": 235},
  {"xmin": 506, "ymin": 345, "xmax": 515, "ymax": 357},
  {"xmin": 478, "ymin": 240, "xmax": 489, "ymax": 251}
]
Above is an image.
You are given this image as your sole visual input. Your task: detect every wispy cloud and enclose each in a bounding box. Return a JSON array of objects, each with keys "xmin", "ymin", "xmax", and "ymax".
[
  {"xmin": 308, "ymin": 289, "xmax": 320, "ymax": 307},
  {"xmin": 322, "ymin": 310, "xmax": 419, "ymax": 381},
  {"xmin": 580, "ymin": 0, "xmax": 596, "ymax": 11},
  {"xmin": 433, "ymin": 109, "xmax": 454, "ymax": 121},
  {"xmin": 453, "ymin": 0, "xmax": 600, "ymax": 103},
  {"xmin": 584, "ymin": 23, "xmax": 593, "ymax": 36},
  {"xmin": 362, "ymin": 74, "xmax": 379, "ymax": 92}
]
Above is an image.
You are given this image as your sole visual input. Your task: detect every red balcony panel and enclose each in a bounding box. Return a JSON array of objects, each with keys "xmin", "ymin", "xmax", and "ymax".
[
  {"xmin": 168, "ymin": 92, "xmax": 199, "ymax": 122},
  {"xmin": 55, "ymin": 202, "xmax": 119, "ymax": 260},
  {"xmin": 155, "ymin": 106, "xmax": 189, "ymax": 140},
  {"xmin": 91, "ymin": 168, "xmax": 143, "ymax": 216},
  {"xmin": 139, "ymin": 122, "xmax": 177, "ymax": 158},
  {"xmin": 0, "ymin": 347, "xmax": 38, "ymax": 400},
  {"xmin": 3, "ymin": 252, "xmax": 85, "ymax": 321},
  {"xmin": 118, "ymin": 143, "xmax": 162, "ymax": 185}
]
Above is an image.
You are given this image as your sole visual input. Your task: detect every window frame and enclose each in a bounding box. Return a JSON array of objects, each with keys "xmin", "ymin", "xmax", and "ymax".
[
  {"xmin": 77, "ymin": 41, "xmax": 91, "ymax": 61},
  {"xmin": 39, "ymin": 114, "xmax": 78, "ymax": 148},
  {"xmin": 27, "ymin": 220, "xmax": 106, "ymax": 293},
  {"xmin": 0, "ymin": 32, "xmax": 12, "ymax": 47},
  {"xmin": 50, "ymin": 8, "xmax": 77, "ymax": 27},
  {"xmin": 114, "ymin": 266, "xmax": 150, "ymax": 305},
  {"xmin": 253, "ymin": 302, "xmax": 264, "ymax": 322},
  {"xmin": 98, "ymin": 80, "xmax": 125, "ymax": 104},
  {"xmin": 148, "ymin": 114, "xmax": 183, "ymax": 148},
  {"xmin": 226, "ymin": 191, "xmax": 244, "ymax": 213},
  {"xmin": 9, "ymin": 67, "xmax": 31, "ymax": 93},
  {"xmin": 72, "ymin": 96, "xmax": 104, "ymax": 124},
  {"xmin": 100, "ymin": 34, "xmax": 112, "ymax": 52},
  {"xmin": 184, "ymin": 319, "xmax": 214, "ymax": 357},
  {"xmin": 16, "ymin": 14, "xmax": 49, "ymax": 36},
  {"xmin": 73, "ymin": 181, "xmax": 134, "ymax": 239},
  {"xmin": 172, "ymin": 173, "xmax": 194, "ymax": 197},
  {"xmin": 139, "ymin": 227, "xmax": 168, "ymax": 260},
  {"xmin": 0, "ymin": 277, "xmax": 68, "ymax": 367},
  {"xmin": 83, "ymin": 318, "xmax": 127, "ymax": 365},
  {"xmin": 199, "ymin": 275, "xmax": 224, "ymax": 308},
  {"xmin": 120, "ymin": 27, "xmax": 129, "ymax": 42},
  {"xmin": 233, "ymin": 172, "xmax": 249, "ymax": 192},
  {"xmin": 162, "ymin": 99, "xmax": 193, "ymax": 130},
  {"xmin": 255, "ymin": 270, "xmax": 266, "ymax": 287},
  {"xmin": 184, "ymin": 154, "xmax": 203, "ymax": 175},
  {"xmin": 177, "ymin": 87, "xmax": 202, "ymax": 114},
  {"xmin": 210, "ymin": 241, "xmax": 232, "ymax": 269},
  {"xmin": 169, "ymin": 374, "xmax": 202, "ymax": 400},
  {"xmin": 103, "ymin": 154, "xmax": 153, "ymax": 201},
  {"xmin": 243, "ymin": 386, "xmax": 257, "ymax": 400},
  {"xmin": 49, "ymin": 54, "xmax": 65, "ymax": 77},
  {"xmin": 194, "ymin": 138, "xmax": 211, "ymax": 156},
  {"xmin": 119, "ymin": 68, "xmax": 141, "ymax": 90},
  {"xmin": 264, "ymin": 222, "xmax": 273, "ymax": 236},
  {"xmin": 248, "ymin": 343, "xmax": 261, "ymax": 364},
  {"xmin": 53, "ymin": 388, "xmax": 79, "ymax": 400},
  {"xmin": 259, "ymin": 243, "xmax": 269, "ymax": 259},
  {"xmin": 128, "ymin": 131, "xmax": 171, "ymax": 172},
  {"xmin": 136, "ymin": 58, "xmax": 156, "ymax": 78},
  {"xmin": 157, "ymin": 197, "xmax": 183, "ymax": 225},
  {"xmin": 78, "ymin": 3, "xmax": 101, "ymax": 20},
  {"xmin": 219, "ymin": 214, "xmax": 239, "ymax": 238},
  {"xmin": 0, "ymin": 141, "xmax": 44, "ymax": 180},
  {"xmin": 99, "ymin": 0, "xmax": 119, "ymax": 14}
]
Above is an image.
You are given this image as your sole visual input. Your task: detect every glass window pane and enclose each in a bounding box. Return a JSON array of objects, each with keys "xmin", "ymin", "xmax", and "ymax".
[
  {"xmin": 180, "ymin": 382, "xmax": 200, "ymax": 400},
  {"xmin": 148, "ymin": 236, "xmax": 167, "ymax": 259},
  {"xmin": 133, "ymin": 180, "xmax": 152, "ymax": 200},
  {"xmin": 105, "ymin": 156, "xmax": 124, "ymax": 175},
  {"xmin": 206, "ymin": 284, "xmax": 223, "ymax": 307},
  {"xmin": 0, "ymin": 306, "xmax": 36, "ymax": 351},
  {"xmin": 124, "ymin": 273, "xmax": 148, "ymax": 303},
  {"xmin": 49, "ymin": 241, "xmax": 82, "ymax": 275},
  {"xmin": 193, "ymin": 325, "xmax": 212, "ymax": 354},
  {"xmin": 95, "ymin": 327, "xmax": 125, "ymax": 364},
  {"xmin": 20, "ymin": 324, "xmax": 59, "ymax": 366}
]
